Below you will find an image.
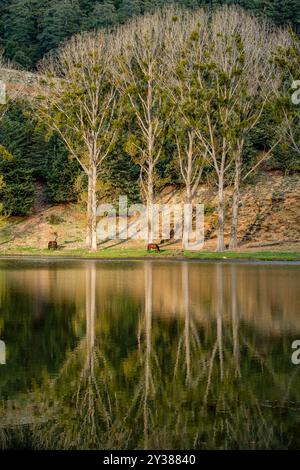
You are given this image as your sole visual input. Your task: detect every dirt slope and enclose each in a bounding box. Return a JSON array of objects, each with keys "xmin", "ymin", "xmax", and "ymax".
[{"xmin": 0, "ymin": 171, "xmax": 299, "ymax": 252}]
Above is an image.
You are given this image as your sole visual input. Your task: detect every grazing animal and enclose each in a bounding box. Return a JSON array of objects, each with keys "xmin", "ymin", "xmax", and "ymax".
[
  {"xmin": 147, "ymin": 243, "xmax": 160, "ymax": 252},
  {"xmin": 48, "ymin": 232, "xmax": 58, "ymax": 250}
]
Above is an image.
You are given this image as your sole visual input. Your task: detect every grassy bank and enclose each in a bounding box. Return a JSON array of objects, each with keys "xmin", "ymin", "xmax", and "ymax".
[{"xmin": 0, "ymin": 246, "xmax": 299, "ymax": 261}]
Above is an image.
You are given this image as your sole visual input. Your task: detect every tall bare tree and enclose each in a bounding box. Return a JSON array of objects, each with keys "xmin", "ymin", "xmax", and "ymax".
[
  {"xmin": 37, "ymin": 32, "xmax": 118, "ymax": 251},
  {"xmin": 113, "ymin": 10, "xmax": 176, "ymax": 244},
  {"xmin": 224, "ymin": 8, "xmax": 289, "ymax": 248},
  {"xmin": 168, "ymin": 6, "xmax": 289, "ymax": 251},
  {"xmin": 175, "ymin": 129, "xmax": 206, "ymax": 250},
  {"xmin": 167, "ymin": 8, "xmax": 234, "ymax": 251}
]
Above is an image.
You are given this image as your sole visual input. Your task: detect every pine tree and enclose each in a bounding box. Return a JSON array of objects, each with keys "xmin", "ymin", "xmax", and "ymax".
[
  {"xmin": 2, "ymin": 0, "xmax": 40, "ymax": 67},
  {"xmin": 38, "ymin": 0, "xmax": 83, "ymax": 56},
  {"xmin": 85, "ymin": 2, "xmax": 117, "ymax": 29}
]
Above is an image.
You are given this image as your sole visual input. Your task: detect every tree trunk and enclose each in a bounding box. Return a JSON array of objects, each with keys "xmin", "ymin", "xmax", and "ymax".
[
  {"xmin": 86, "ymin": 175, "xmax": 92, "ymax": 249},
  {"xmin": 229, "ymin": 152, "xmax": 241, "ymax": 249},
  {"xmin": 217, "ymin": 175, "xmax": 225, "ymax": 252},
  {"xmin": 182, "ymin": 188, "xmax": 192, "ymax": 251},
  {"xmin": 90, "ymin": 163, "xmax": 98, "ymax": 252},
  {"xmin": 146, "ymin": 166, "xmax": 154, "ymax": 245}
]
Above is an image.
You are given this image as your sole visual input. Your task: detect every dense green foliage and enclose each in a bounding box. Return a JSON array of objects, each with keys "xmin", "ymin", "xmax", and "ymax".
[
  {"xmin": 0, "ymin": 103, "xmax": 80, "ymax": 215},
  {"xmin": 0, "ymin": 0, "xmax": 300, "ymax": 69}
]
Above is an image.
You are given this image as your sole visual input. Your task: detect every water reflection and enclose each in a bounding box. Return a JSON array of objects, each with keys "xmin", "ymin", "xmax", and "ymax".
[{"xmin": 0, "ymin": 260, "xmax": 299, "ymax": 449}]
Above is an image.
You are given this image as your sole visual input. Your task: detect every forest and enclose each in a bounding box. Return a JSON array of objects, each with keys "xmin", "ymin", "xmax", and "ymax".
[
  {"xmin": 0, "ymin": 2, "xmax": 300, "ymax": 252},
  {"xmin": 1, "ymin": 1, "xmax": 300, "ymax": 69}
]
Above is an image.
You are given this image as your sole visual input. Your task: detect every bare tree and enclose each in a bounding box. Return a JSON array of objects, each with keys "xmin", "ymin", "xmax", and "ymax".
[
  {"xmin": 176, "ymin": 130, "xmax": 206, "ymax": 250},
  {"xmin": 113, "ymin": 10, "xmax": 176, "ymax": 244},
  {"xmin": 37, "ymin": 32, "xmax": 118, "ymax": 251},
  {"xmin": 168, "ymin": 6, "xmax": 289, "ymax": 251},
  {"xmin": 224, "ymin": 8, "xmax": 289, "ymax": 248},
  {"xmin": 167, "ymin": 8, "xmax": 234, "ymax": 251},
  {"xmin": 268, "ymin": 32, "xmax": 300, "ymax": 196}
]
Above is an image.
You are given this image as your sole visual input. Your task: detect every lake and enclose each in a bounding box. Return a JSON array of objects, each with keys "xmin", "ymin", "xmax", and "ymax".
[{"xmin": 0, "ymin": 258, "xmax": 300, "ymax": 449}]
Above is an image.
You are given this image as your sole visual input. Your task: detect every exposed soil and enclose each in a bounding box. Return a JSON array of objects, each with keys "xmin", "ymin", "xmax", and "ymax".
[{"xmin": 0, "ymin": 170, "xmax": 299, "ymax": 253}]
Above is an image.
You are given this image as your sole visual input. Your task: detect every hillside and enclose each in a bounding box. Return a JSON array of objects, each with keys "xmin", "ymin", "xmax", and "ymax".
[
  {"xmin": 0, "ymin": 170, "xmax": 299, "ymax": 253},
  {"xmin": 1, "ymin": 5, "xmax": 300, "ymax": 256},
  {"xmin": 1, "ymin": 0, "xmax": 299, "ymax": 69}
]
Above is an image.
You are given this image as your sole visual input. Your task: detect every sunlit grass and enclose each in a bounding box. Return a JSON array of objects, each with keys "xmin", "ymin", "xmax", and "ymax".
[{"xmin": 0, "ymin": 246, "xmax": 299, "ymax": 261}]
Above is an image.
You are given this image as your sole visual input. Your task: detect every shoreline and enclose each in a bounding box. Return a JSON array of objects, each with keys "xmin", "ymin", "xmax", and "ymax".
[{"xmin": 0, "ymin": 249, "xmax": 300, "ymax": 264}]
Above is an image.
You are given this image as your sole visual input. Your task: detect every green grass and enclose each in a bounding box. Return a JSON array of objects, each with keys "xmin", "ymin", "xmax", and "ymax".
[
  {"xmin": 0, "ymin": 246, "xmax": 299, "ymax": 261},
  {"xmin": 183, "ymin": 250, "xmax": 300, "ymax": 261}
]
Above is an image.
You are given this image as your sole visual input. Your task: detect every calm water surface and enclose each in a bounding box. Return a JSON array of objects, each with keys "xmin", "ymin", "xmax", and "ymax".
[{"xmin": 0, "ymin": 259, "xmax": 300, "ymax": 449}]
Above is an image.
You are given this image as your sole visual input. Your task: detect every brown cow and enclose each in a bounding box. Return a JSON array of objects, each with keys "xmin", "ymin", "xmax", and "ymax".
[{"xmin": 147, "ymin": 243, "xmax": 160, "ymax": 252}]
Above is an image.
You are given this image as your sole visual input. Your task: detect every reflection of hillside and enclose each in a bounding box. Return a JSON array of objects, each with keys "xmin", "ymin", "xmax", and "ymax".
[{"xmin": 3, "ymin": 261, "xmax": 300, "ymax": 334}]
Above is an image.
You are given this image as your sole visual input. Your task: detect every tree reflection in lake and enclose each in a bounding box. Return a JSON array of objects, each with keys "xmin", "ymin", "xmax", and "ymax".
[
  {"xmin": 31, "ymin": 262, "xmax": 119, "ymax": 449},
  {"xmin": 0, "ymin": 259, "xmax": 299, "ymax": 449}
]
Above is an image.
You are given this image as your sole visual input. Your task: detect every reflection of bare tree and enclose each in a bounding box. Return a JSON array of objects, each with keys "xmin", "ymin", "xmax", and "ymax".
[
  {"xmin": 143, "ymin": 261, "xmax": 152, "ymax": 449},
  {"xmin": 183, "ymin": 263, "xmax": 191, "ymax": 384},
  {"xmin": 125, "ymin": 262, "xmax": 160, "ymax": 449},
  {"xmin": 216, "ymin": 264, "xmax": 224, "ymax": 382},
  {"xmin": 73, "ymin": 262, "xmax": 109, "ymax": 444},
  {"xmin": 174, "ymin": 263, "xmax": 200, "ymax": 386},
  {"xmin": 31, "ymin": 262, "xmax": 118, "ymax": 449},
  {"xmin": 85, "ymin": 262, "xmax": 95, "ymax": 372},
  {"xmin": 205, "ymin": 264, "xmax": 225, "ymax": 402},
  {"xmin": 231, "ymin": 265, "xmax": 240, "ymax": 378}
]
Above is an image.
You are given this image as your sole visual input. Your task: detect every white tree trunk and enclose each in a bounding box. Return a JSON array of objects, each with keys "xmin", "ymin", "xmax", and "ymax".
[
  {"xmin": 90, "ymin": 163, "xmax": 98, "ymax": 252},
  {"xmin": 217, "ymin": 175, "xmax": 225, "ymax": 252},
  {"xmin": 146, "ymin": 166, "xmax": 154, "ymax": 245},
  {"xmin": 229, "ymin": 152, "xmax": 241, "ymax": 249},
  {"xmin": 86, "ymin": 175, "xmax": 92, "ymax": 249},
  {"xmin": 182, "ymin": 189, "xmax": 192, "ymax": 251}
]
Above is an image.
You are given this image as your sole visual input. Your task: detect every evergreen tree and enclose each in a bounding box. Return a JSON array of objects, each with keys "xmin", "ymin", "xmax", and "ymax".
[
  {"xmin": 2, "ymin": 0, "xmax": 40, "ymax": 68},
  {"xmin": 38, "ymin": 0, "xmax": 83, "ymax": 56},
  {"xmin": 0, "ymin": 156, "xmax": 34, "ymax": 216},
  {"xmin": 45, "ymin": 137, "xmax": 81, "ymax": 203},
  {"xmin": 0, "ymin": 103, "xmax": 35, "ymax": 215},
  {"xmin": 262, "ymin": 0, "xmax": 300, "ymax": 28},
  {"xmin": 85, "ymin": 2, "xmax": 117, "ymax": 29}
]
